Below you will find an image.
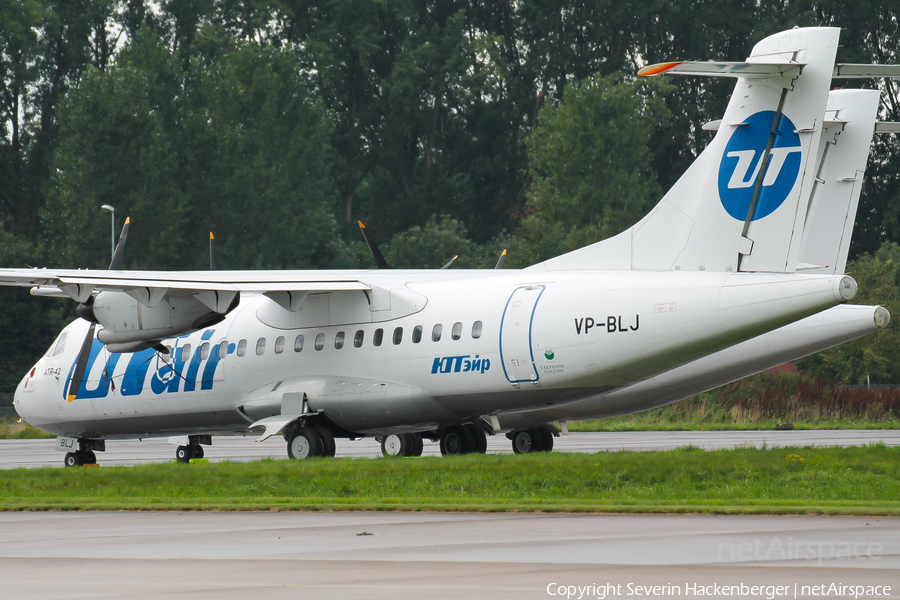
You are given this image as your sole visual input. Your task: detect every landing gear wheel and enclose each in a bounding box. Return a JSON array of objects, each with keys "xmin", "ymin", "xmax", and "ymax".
[
  {"xmin": 440, "ymin": 426, "xmax": 475, "ymax": 456},
  {"xmin": 536, "ymin": 425, "xmax": 555, "ymax": 452},
  {"xmin": 314, "ymin": 427, "xmax": 336, "ymax": 458},
  {"xmin": 406, "ymin": 433, "xmax": 424, "ymax": 457},
  {"xmin": 64, "ymin": 452, "xmax": 82, "ymax": 467},
  {"xmin": 191, "ymin": 445, "xmax": 204, "ymax": 459},
  {"xmin": 82, "ymin": 450, "xmax": 97, "ymax": 465},
  {"xmin": 464, "ymin": 424, "xmax": 488, "ymax": 454},
  {"xmin": 175, "ymin": 445, "xmax": 192, "ymax": 463},
  {"xmin": 381, "ymin": 434, "xmax": 407, "ymax": 457},
  {"xmin": 287, "ymin": 427, "xmax": 322, "ymax": 459},
  {"xmin": 512, "ymin": 430, "xmax": 535, "ymax": 454}
]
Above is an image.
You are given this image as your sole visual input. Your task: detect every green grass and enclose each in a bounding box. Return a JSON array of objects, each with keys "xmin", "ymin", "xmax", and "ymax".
[
  {"xmin": 1, "ymin": 445, "xmax": 897, "ymax": 515},
  {"xmin": 0, "ymin": 418, "xmax": 54, "ymax": 439}
]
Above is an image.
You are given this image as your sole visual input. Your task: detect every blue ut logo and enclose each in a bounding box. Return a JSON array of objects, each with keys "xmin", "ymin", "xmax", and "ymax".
[{"xmin": 717, "ymin": 111, "xmax": 802, "ymax": 221}]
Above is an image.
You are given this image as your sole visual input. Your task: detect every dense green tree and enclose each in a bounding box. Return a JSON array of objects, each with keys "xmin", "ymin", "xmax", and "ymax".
[
  {"xmin": 518, "ymin": 73, "xmax": 672, "ymax": 263},
  {"xmin": 800, "ymin": 242, "xmax": 900, "ymax": 384},
  {"xmin": 43, "ymin": 30, "xmax": 351, "ymax": 270}
]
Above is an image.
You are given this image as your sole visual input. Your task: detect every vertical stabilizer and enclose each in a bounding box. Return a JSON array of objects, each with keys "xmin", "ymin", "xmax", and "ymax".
[
  {"xmin": 532, "ymin": 27, "xmax": 844, "ymax": 274},
  {"xmin": 796, "ymin": 89, "xmax": 880, "ymax": 274}
]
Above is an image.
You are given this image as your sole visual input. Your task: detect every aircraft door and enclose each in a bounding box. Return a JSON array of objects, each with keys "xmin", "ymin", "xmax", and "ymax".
[{"xmin": 499, "ymin": 285, "xmax": 545, "ymax": 384}]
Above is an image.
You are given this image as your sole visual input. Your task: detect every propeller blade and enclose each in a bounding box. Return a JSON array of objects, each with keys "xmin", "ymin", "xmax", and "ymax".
[
  {"xmin": 67, "ymin": 322, "xmax": 96, "ymax": 403},
  {"xmin": 108, "ymin": 217, "xmax": 130, "ymax": 270},
  {"xmin": 358, "ymin": 220, "xmax": 391, "ymax": 269},
  {"xmin": 441, "ymin": 255, "xmax": 458, "ymax": 269},
  {"xmin": 209, "ymin": 232, "xmax": 219, "ymax": 270},
  {"xmin": 494, "ymin": 249, "xmax": 507, "ymax": 269}
]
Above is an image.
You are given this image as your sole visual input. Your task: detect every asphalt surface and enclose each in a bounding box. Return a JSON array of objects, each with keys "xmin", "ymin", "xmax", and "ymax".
[
  {"xmin": 1, "ymin": 429, "xmax": 898, "ymax": 468},
  {"xmin": 0, "ymin": 512, "xmax": 897, "ymax": 599}
]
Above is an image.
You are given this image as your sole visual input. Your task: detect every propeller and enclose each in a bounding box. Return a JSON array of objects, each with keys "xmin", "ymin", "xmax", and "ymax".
[
  {"xmin": 358, "ymin": 220, "xmax": 391, "ymax": 269},
  {"xmin": 209, "ymin": 232, "xmax": 219, "ymax": 270},
  {"xmin": 358, "ymin": 220, "xmax": 462, "ymax": 269},
  {"xmin": 108, "ymin": 217, "xmax": 130, "ymax": 270},
  {"xmin": 67, "ymin": 322, "xmax": 97, "ymax": 402},
  {"xmin": 494, "ymin": 249, "xmax": 507, "ymax": 269},
  {"xmin": 67, "ymin": 217, "xmax": 131, "ymax": 402}
]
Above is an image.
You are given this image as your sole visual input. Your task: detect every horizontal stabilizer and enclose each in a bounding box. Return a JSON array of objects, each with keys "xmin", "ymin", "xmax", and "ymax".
[
  {"xmin": 875, "ymin": 122, "xmax": 900, "ymax": 134},
  {"xmin": 832, "ymin": 64, "xmax": 900, "ymax": 78},
  {"xmin": 639, "ymin": 61, "xmax": 803, "ymax": 79}
]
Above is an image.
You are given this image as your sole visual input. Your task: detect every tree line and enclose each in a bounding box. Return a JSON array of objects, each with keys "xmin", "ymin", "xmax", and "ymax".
[{"xmin": 1, "ymin": 0, "xmax": 899, "ymax": 389}]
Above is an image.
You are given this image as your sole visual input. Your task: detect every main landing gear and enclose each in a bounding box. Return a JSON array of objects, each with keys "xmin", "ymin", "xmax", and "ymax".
[
  {"xmin": 380, "ymin": 433, "xmax": 424, "ymax": 457},
  {"xmin": 508, "ymin": 425, "xmax": 558, "ymax": 454},
  {"xmin": 285, "ymin": 425, "xmax": 336, "ymax": 459},
  {"xmin": 438, "ymin": 424, "xmax": 488, "ymax": 456}
]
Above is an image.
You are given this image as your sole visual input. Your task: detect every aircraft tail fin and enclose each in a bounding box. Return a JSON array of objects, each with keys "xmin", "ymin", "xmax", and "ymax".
[
  {"xmin": 531, "ymin": 27, "xmax": 885, "ymax": 275},
  {"xmin": 795, "ymin": 89, "xmax": 880, "ymax": 274}
]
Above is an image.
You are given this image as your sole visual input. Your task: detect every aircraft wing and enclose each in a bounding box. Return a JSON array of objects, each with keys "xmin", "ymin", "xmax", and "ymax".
[{"xmin": 0, "ymin": 268, "xmax": 370, "ymax": 303}]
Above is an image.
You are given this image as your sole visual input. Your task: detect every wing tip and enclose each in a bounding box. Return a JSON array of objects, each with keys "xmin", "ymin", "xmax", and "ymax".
[{"xmin": 638, "ymin": 61, "xmax": 684, "ymax": 77}]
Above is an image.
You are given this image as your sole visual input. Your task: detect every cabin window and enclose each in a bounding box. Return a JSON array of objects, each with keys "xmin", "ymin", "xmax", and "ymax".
[
  {"xmin": 451, "ymin": 322, "xmax": 462, "ymax": 340},
  {"xmin": 393, "ymin": 327, "xmax": 403, "ymax": 345},
  {"xmin": 200, "ymin": 342, "xmax": 210, "ymax": 360},
  {"xmin": 315, "ymin": 333, "xmax": 325, "ymax": 351},
  {"xmin": 255, "ymin": 338, "xmax": 265, "ymax": 356},
  {"xmin": 472, "ymin": 321, "xmax": 483, "ymax": 339},
  {"xmin": 373, "ymin": 328, "xmax": 384, "ymax": 346},
  {"xmin": 181, "ymin": 344, "xmax": 192, "ymax": 362},
  {"xmin": 354, "ymin": 330, "xmax": 364, "ymax": 348},
  {"xmin": 432, "ymin": 324, "xmax": 442, "ymax": 342},
  {"xmin": 274, "ymin": 336, "xmax": 285, "ymax": 354},
  {"xmin": 294, "ymin": 335, "xmax": 304, "ymax": 352},
  {"xmin": 51, "ymin": 332, "xmax": 69, "ymax": 357},
  {"xmin": 237, "ymin": 339, "xmax": 247, "ymax": 357},
  {"xmin": 335, "ymin": 331, "xmax": 345, "ymax": 349},
  {"xmin": 218, "ymin": 341, "xmax": 228, "ymax": 359},
  {"xmin": 412, "ymin": 325, "xmax": 423, "ymax": 343}
]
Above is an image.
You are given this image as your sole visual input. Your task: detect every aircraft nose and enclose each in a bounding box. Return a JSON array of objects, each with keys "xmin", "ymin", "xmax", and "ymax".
[{"xmin": 12, "ymin": 368, "xmax": 36, "ymax": 423}]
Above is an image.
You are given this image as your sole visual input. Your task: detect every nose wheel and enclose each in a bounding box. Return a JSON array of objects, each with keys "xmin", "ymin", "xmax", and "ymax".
[
  {"xmin": 174, "ymin": 435, "xmax": 210, "ymax": 463},
  {"xmin": 61, "ymin": 438, "xmax": 103, "ymax": 467}
]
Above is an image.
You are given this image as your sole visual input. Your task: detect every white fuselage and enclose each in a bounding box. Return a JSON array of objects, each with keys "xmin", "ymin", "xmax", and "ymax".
[{"xmin": 14, "ymin": 268, "xmax": 852, "ymax": 439}]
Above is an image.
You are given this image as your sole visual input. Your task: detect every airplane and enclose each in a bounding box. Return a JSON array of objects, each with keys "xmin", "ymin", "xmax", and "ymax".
[{"xmin": 1, "ymin": 26, "xmax": 897, "ymax": 466}]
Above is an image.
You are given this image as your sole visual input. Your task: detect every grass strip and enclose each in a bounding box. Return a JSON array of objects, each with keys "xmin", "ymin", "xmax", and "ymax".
[{"xmin": 0, "ymin": 445, "xmax": 897, "ymax": 515}]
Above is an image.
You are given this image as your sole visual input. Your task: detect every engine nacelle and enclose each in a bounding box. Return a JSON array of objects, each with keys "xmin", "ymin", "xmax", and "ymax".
[{"xmin": 89, "ymin": 290, "xmax": 238, "ymax": 349}]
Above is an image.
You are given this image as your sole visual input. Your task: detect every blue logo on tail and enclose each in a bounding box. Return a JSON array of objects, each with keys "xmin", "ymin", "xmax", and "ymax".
[{"xmin": 717, "ymin": 111, "xmax": 802, "ymax": 221}]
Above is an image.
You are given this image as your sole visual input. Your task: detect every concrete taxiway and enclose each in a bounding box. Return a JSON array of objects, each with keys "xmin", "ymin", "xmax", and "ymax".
[
  {"xmin": 1, "ymin": 429, "xmax": 898, "ymax": 468},
  {"xmin": 0, "ymin": 512, "xmax": 897, "ymax": 599}
]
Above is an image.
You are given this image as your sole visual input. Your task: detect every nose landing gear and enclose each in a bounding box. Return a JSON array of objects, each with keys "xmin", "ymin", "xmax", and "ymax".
[
  {"xmin": 174, "ymin": 435, "xmax": 210, "ymax": 463},
  {"xmin": 60, "ymin": 438, "xmax": 104, "ymax": 467}
]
